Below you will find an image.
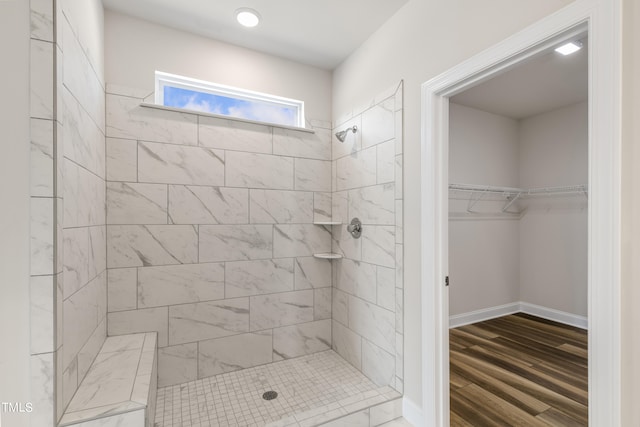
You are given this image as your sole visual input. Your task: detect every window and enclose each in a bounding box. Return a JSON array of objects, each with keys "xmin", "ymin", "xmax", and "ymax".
[{"xmin": 155, "ymin": 71, "xmax": 305, "ymax": 128}]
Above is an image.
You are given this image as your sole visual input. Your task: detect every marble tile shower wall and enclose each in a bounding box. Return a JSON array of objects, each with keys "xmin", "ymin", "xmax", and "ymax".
[
  {"xmin": 105, "ymin": 85, "xmax": 334, "ymax": 387},
  {"xmin": 29, "ymin": 0, "xmax": 107, "ymax": 424},
  {"xmin": 331, "ymin": 82, "xmax": 404, "ymax": 392}
]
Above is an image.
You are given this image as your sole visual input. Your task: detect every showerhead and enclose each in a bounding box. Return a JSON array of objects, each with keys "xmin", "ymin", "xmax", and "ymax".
[{"xmin": 335, "ymin": 125, "xmax": 358, "ymax": 142}]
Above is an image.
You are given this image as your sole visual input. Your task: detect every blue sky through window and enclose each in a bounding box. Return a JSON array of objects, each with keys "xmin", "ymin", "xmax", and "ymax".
[{"xmin": 163, "ymin": 86, "xmax": 298, "ymax": 126}]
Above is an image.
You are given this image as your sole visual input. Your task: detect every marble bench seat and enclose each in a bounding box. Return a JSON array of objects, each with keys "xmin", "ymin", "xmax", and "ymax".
[{"xmin": 59, "ymin": 333, "xmax": 157, "ymax": 427}]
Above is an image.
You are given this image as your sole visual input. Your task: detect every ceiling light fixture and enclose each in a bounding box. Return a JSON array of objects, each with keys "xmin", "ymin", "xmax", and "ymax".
[
  {"xmin": 555, "ymin": 41, "xmax": 583, "ymax": 56},
  {"xmin": 235, "ymin": 8, "xmax": 261, "ymax": 28}
]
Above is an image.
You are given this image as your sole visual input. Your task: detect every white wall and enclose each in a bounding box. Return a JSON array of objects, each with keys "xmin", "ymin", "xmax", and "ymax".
[
  {"xmin": 448, "ymin": 103, "xmax": 520, "ymax": 316},
  {"xmin": 518, "ymin": 102, "xmax": 587, "ymax": 316},
  {"xmin": 0, "ymin": 1, "xmax": 31, "ymax": 426},
  {"xmin": 104, "ymin": 11, "xmax": 332, "ymax": 122},
  {"xmin": 332, "ymin": 0, "xmax": 576, "ymax": 407},
  {"xmin": 622, "ymin": 0, "xmax": 640, "ymax": 423},
  {"xmin": 449, "ymin": 102, "xmax": 587, "ymax": 319}
]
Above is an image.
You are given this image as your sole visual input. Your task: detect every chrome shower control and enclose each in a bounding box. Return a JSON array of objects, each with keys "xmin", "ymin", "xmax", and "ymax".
[{"xmin": 347, "ymin": 218, "xmax": 362, "ymax": 239}]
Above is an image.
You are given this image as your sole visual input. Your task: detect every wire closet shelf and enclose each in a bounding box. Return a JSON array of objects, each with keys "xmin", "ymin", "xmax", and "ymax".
[{"xmin": 448, "ymin": 183, "xmax": 588, "ymax": 214}]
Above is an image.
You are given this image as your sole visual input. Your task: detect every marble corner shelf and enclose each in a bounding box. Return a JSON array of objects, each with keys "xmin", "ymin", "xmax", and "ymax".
[
  {"xmin": 313, "ymin": 253, "xmax": 343, "ymax": 259},
  {"xmin": 313, "ymin": 221, "xmax": 342, "ymax": 225}
]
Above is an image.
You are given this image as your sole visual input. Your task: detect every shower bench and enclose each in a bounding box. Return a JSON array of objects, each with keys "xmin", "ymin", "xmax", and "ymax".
[{"xmin": 58, "ymin": 332, "xmax": 158, "ymax": 427}]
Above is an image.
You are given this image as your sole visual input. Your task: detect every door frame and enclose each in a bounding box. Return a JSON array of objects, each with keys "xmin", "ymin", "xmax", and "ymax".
[{"xmin": 420, "ymin": 0, "xmax": 622, "ymax": 425}]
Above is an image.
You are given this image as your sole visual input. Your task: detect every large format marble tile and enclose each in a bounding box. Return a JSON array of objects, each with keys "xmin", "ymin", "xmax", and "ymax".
[
  {"xmin": 61, "ymin": 0, "xmax": 105, "ymax": 85},
  {"xmin": 361, "ymin": 98, "xmax": 395, "ymax": 149},
  {"xmin": 313, "ymin": 192, "xmax": 332, "ymax": 223},
  {"xmin": 362, "ymin": 226, "xmax": 395, "ymax": 268},
  {"xmin": 107, "ymin": 225, "xmax": 198, "ymax": 268},
  {"xmin": 199, "ymin": 225, "xmax": 273, "ymax": 262},
  {"xmin": 107, "ymin": 268, "xmax": 137, "ymax": 312},
  {"xmin": 199, "ymin": 116, "xmax": 272, "ymax": 153},
  {"xmin": 272, "ymin": 320, "xmax": 331, "ymax": 360},
  {"xmin": 294, "ymin": 257, "xmax": 331, "ymax": 289},
  {"xmin": 335, "ymin": 258, "xmax": 377, "ymax": 304},
  {"xmin": 168, "ymin": 298, "xmax": 250, "ymax": 345},
  {"xmin": 336, "ymin": 146, "xmax": 377, "ymax": 191},
  {"xmin": 273, "ymin": 127, "xmax": 331, "ymax": 160},
  {"xmin": 377, "ymin": 266, "xmax": 396, "ymax": 311},
  {"xmin": 249, "ymin": 290, "xmax": 314, "ymax": 330},
  {"xmin": 66, "ymin": 349, "xmax": 140, "ymax": 412},
  {"xmin": 348, "ymin": 296, "xmax": 395, "ymax": 354},
  {"xmin": 349, "ymin": 184, "xmax": 395, "ymax": 226},
  {"xmin": 77, "ymin": 319, "xmax": 107, "ymax": 384},
  {"xmin": 63, "ymin": 272, "xmax": 106, "ymax": 369},
  {"xmin": 30, "ymin": 197, "xmax": 54, "ymax": 276},
  {"xmin": 395, "ymin": 200, "xmax": 403, "ymax": 245},
  {"xmin": 30, "ymin": 276, "xmax": 55, "ymax": 354},
  {"xmin": 138, "ymin": 141, "xmax": 224, "ymax": 186},
  {"xmin": 332, "ymin": 115, "xmax": 362, "ymax": 161},
  {"xmin": 63, "ymin": 227, "xmax": 89, "ymax": 297},
  {"xmin": 88, "ymin": 225, "xmax": 107, "ymax": 280},
  {"xmin": 332, "ymin": 289, "xmax": 349, "ymax": 326},
  {"xmin": 30, "ymin": 118, "xmax": 54, "ymax": 197},
  {"xmin": 30, "ymin": 0, "xmax": 54, "ymax": 41},
  {"xmin": 168, "ymin": 185, "xmax": 248, "ymax": 224},
  {"xmin": 107, "ymin": 182, "xmax": 168, "ymax": 224},
  {"xmin": 332, "ymin": 320, "xmax": 362, "ymax": 370},
  {"xmin": 395, "ymin": 155, "xmax": 403, "ymax": 199},
  {"xmin": 273, "ymin": 224, "xmax": 331, "ymax": 258},
  {"xmin": 64, "ymin": 159, "xmax": 105, "ymax": 228},
  {"xmin": 62, "ymin": 17, "xmax": 104, "ymax": 131},
  {"xmin": 225, "ymin": 151, "xmax": 294, "ymax": 189},
  {"xmin": 225, "ymin": 259, "xmax": 294, "ymax": 298},
  {"xmin": 314, "ymin": 288, "xmax": 332, "ymax": 320},
  {"xmin": 332, "ymin": 225, "xmax": 363, "ymax": 262},
  {"xmin": 30, "ymin": 353, "xmax": 55, "ymax": 427},
  {"xmin": 377, "ymin": 140, "xmax": 395, "ymax": 185},
  {"xmin": 158, "ymin": 343, "xmax": 197, "ymax": 387},
  {"xmin": 30, "ymin": 39, "xmax": 54, "ymax": 120},
  {"xmin": 249, "ymin": 190, "xmax": 313, "ymax": 224},
  {"xmin": 106, "ymin": 93, "xmax": 197, "ymax": 144},
  {"xmin": 106, "ymin": 137, "xmax": 137, "ymax": 182},
  {"xmin": 108, "ymin": 307, "xmax": 169, "ymax": 347},
  {"xmin": 362, "ymin": 340, "xmax": 395, "ymax": 387},
  {"xmin": 294, "ymin": 158, "xmax": 331, "ymax": 192},
  {"xmin": 138, "ymin": 263, "xmax": 225, "ymax": 308},
  {"xmin": 198, "ymin": 331, "xmax": 273, "ymax": 377},
  {"xmin": 63, "ymin": 86, "xmax": 105, "ymax": 179}
]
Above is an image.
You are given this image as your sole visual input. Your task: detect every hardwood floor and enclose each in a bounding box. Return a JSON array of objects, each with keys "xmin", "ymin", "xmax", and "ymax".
[{"xmin": 450, "ymin": 313, "xmax": 588, "ymax": 426}]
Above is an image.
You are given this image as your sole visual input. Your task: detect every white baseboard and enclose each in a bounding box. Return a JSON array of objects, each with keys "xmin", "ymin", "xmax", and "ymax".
[
  {"xmin": 402, "ymin": 397, "xmax": 423, "ymax": 427},
  {"xmin": 519, "ymin": 302, "xmax": 587, "ymax": 330},
  {"xmin": 449, "ymin": 301, "xmax": 587, "ymax": 330},
  {"xmin": 448, "ymin": 302, "xmax": 520, "ymax": 328}
]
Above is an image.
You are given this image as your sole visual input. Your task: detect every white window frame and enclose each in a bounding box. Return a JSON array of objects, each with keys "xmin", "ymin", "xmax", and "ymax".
[{"xmin": 155, "ymin": 71, "xmax": 305, "ymax": 128}]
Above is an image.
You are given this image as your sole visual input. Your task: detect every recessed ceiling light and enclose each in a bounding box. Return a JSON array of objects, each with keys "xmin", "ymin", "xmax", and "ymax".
[
  {"xmin": 236, "ymin": 8, "xmax": 260, "ymax": 28},
  {"xmin": 555, "ymin": 41, "xmax": 583, "ymax": 56}
]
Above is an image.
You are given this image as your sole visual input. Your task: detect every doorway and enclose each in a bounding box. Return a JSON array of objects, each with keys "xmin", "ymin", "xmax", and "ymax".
[
  {"xmin": 447, "ymin": 39, "xmax": 588, "ymax": 422},
  {"xmin": 419, "ymin": 2, "xmax": 622, "ymax": 425}
]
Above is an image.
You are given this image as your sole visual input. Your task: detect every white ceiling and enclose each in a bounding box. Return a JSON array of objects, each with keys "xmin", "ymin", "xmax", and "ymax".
[
  {"xmin": 102, "ymin": 0, "xmax": 409, "ymax": 70},
  {"xmin": 451, "ymin": 40, "xmax": 588, "ymax": 120}
]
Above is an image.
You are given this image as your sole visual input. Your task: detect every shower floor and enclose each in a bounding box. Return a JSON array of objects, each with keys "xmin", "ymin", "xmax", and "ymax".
[{"xmin": 154, "ymin": 350, "xmax": 401, "ymax": 427}]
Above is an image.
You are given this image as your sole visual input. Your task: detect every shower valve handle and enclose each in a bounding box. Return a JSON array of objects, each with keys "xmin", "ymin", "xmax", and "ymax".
[{"xmin": 347, "ymin": 218, "xmax": 362, "ymax": 239}]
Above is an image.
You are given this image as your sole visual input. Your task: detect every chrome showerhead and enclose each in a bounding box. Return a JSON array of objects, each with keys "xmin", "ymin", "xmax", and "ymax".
[{"xmin": 335, "ymin": 125, "xmax": 358, "ymax": 142}]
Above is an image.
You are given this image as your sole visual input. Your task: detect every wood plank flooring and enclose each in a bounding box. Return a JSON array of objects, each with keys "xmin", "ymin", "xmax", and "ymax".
[{"xmin": 450, "ymin": 313, "xmax": 588, "ymax": 426}]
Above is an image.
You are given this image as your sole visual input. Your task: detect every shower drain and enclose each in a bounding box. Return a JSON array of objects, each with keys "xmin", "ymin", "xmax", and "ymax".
[{"xmin": 262, "ymin": 390, "xmax": 278, "ymax": 401}]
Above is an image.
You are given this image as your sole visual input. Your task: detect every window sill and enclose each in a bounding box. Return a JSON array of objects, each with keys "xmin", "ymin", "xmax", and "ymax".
[{"xmin": 140, "ymin": 103, "xmax": 315, "ymax": 134}]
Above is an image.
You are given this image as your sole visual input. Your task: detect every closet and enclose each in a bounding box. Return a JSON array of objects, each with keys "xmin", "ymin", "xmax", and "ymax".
[
  {"xmin": 447, "ymin": 45, "xmax": 588, "ymax": 327},
  {"xmin": 446, "ymin": 44, "xmax": 589, "ymax": 423}
]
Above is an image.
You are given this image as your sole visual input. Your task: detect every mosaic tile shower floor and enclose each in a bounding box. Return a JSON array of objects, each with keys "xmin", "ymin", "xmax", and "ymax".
[{"xmin": 154, "ymin": 350, "xmax": 400, "ymax": 427}]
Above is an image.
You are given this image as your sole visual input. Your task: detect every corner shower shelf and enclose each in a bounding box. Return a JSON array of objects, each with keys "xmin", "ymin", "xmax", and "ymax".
[
  {"xmin": 313, "ymin": 221, "xmax": 342, "ymax": 225},
  {"xmin": 313, "ymin": 253, "xmax": 343, "ymax": 259}
]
